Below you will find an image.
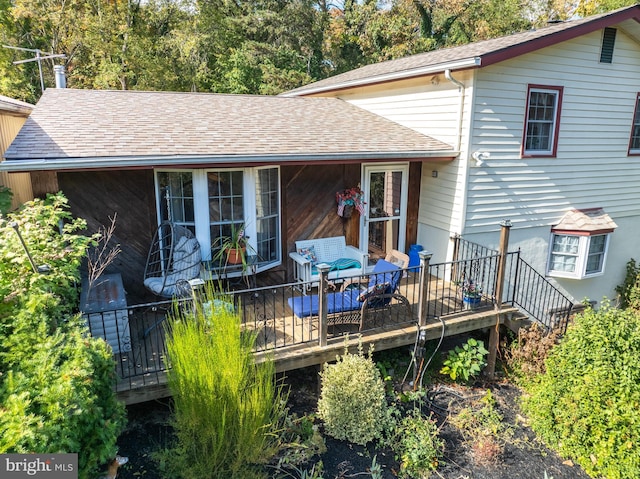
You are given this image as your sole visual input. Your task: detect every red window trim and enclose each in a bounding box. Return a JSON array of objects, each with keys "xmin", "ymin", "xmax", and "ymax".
[
  {"xmin": 521, "ymin": 84, "xmax": 563, "ymax": 158},
  {"xmin": 627, "ymin": 92, "xmax": 640, "ymax": 156}
]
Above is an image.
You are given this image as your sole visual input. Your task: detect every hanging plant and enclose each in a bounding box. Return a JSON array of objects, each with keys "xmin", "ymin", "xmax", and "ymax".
[{"xmin": 336, "ymin": 186, "xmax": 365, "ymax": 218}]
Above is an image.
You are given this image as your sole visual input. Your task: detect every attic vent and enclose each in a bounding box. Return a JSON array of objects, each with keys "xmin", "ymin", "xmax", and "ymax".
[{"xmin": 600, "ymin": 27, "xmax": 616, "ymax": 64}]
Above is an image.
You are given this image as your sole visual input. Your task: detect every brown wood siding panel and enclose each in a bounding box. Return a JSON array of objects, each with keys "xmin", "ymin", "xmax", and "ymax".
[
  {"xmin": 406, "ymin": 162, "xmax": 422, "ymax": 247},
  {"xmin": 58, "ymin": 170, "xmax": 157, "ymax": 301},
  {"xmin": 282, "ymin": 164, "xmax": 360, "ymax": 280},
  {"xmin": 30, "ymin": 171, "xmax": 59, "ymax": 198}
]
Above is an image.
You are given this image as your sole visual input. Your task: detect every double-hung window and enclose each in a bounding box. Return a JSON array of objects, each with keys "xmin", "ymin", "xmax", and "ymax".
[
  {"xmin": 522, "ymin": 85, "xmax": 563, "ymax": 157},
  {"xmin": 156, "ymin": 166, "xmax": 281, "ymax": 272},
  {"xmin": 547, "ymin": 208, "xmax": 616, "ymax": 280},
  {"xmin": 628, "ymin": 93, "xmax": 640, "ymax": 155}
]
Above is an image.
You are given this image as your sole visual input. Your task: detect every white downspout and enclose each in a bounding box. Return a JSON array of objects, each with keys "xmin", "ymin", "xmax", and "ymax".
[{"xmin": 444, "ymin": 69, "xmax": 464, "ymax": 152}]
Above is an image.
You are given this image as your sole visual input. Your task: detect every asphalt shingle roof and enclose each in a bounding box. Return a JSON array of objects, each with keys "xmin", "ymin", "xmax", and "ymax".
[
  {"xmin": 286, "ymin": 5, "xmax": 640, "ymax": 95},
  {"xmin": 3, "ymin": 89, "xmax": 453, "ymax": 165}
]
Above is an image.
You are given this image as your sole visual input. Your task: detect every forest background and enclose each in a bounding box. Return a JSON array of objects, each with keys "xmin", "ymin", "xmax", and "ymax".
[{"xmin": 0, "ymin": 0, "xmax": 635, "ymax": 105}]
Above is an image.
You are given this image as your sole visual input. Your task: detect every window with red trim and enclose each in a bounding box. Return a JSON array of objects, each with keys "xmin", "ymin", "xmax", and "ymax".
[
  {"xmin": 522, "ymin": 85, "xmax": 563, "ymax": 157},
  {"xmin": 629, "ymin": 93, "xmax": 640, "ymax": 154}
]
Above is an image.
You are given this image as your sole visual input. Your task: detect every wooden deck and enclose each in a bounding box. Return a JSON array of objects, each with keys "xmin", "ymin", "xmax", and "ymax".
[{"xmin": 110, "ymin": 270, "xmax": 526, "ymax": 405}]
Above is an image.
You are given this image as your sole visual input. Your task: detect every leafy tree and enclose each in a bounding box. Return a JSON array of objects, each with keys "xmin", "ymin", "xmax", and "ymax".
[{"xmin": 0, "ymin": 193, "xmax": 126, "ymax": 479}]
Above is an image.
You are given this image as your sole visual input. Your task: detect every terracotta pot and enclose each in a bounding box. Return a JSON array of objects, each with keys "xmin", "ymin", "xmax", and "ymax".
[{"xmin": 226, "ymin": 246, "xmax": 246, "ymax": 265}]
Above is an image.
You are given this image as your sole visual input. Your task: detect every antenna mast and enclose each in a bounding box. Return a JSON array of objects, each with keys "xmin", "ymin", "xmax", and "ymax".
[{"xmin": 2, "ymin": 45, "xmax": 66, "ymax": 93}]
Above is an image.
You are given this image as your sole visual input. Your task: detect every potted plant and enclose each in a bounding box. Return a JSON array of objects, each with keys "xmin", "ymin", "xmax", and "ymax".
[
  {"xmin": 336, "ymin": 186, "xmax": 365, "ymax": 218},
  {"xmin": 211, "ymin": 222, "xmax": 256, "ymax": 270},
  {"xmin": 460, "ymin": 278, "xmax": 482, "ymax": 310}
]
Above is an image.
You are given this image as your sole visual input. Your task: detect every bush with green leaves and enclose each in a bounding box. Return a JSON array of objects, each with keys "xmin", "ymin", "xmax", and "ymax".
[
  {"xmin": 440, "ymin": 338, "xmax": 489, "ymax": 382},
  {"xmin": 0, "ymin": 185, "xmax": 12, "ymax": 214},
  {"xmin": 164, "ymin": 287, "xmax": 286, "ymax": 479},
  {"xmin": 317, "ymin": 343, "xmax": 396, "ymax": 445},
  {"xmin": 522, "ymin": 302, "xmax": 640, "ymax": 479},
  {"xmin": 390, "ymin": 410, "xmax": 444, "ymax": 478},
  {"xmin": 0, "ymin": 193, "xmax": 126, "ymax": 479},
  {"xmin": 615, "ymin": 258, "xmax": 640, "ymax": 311}
]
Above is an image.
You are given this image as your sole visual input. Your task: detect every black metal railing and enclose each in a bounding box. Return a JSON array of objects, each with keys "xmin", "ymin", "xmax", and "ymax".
[
  {"xmin": 86, "ymin": 233, "xmax": 577, "ymax": 393},
  {"xmin": 503, "ymin": 251, "xmax": 574, "ymax": 333}
]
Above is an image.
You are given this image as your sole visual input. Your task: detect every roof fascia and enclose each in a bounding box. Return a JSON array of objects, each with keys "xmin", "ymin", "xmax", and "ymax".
[
  {"xmin": 480, "ymin": 10, "xmax": 640, "ymax": 68},
  {"xmin": 0, "ymin": 150, "xmax": 458, "ymax": 172},
  {"xmin": 281, "ymin": 57, "xmax": 481, "ymax": 97}
]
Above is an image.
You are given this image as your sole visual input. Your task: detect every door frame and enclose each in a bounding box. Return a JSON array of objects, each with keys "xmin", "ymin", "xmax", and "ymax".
[{"xmin": 360, "ymin": 163, "xmax": 409, "ymax": 266}]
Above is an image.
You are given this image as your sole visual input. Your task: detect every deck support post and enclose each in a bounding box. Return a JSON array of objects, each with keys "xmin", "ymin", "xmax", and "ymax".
[
  {"xmin": 486, "ymin": 219, "xmax": 512, "ymax": 379},
  {"xmin": 317, "ymin": 263, "xmax": 331, "ymax": 348},
  {"xmin": 417, "ymin": 251, "xmax": 433, "ymax": 327}
]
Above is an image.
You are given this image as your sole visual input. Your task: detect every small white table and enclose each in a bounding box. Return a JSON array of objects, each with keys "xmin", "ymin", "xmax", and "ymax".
[{"xmin": 80, "ymin": 273, "xmax": 131, "ymax": 354}]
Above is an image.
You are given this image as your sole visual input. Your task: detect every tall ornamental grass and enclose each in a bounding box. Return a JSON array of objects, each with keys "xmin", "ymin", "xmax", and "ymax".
[{"xmin": 165, "ymin": 292, "xmax": 285, "ymax": 479}]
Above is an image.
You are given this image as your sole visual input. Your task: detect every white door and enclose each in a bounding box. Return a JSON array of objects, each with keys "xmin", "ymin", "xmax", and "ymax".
[{"xmin": 361, "ymin": 164, "xmax": 409, "ymax": 267}]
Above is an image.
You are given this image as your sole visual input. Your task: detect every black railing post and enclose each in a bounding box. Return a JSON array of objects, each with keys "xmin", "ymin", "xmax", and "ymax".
[
  {"xmin": 317, "ymin": 263, "xmax": 331, "ymax": 347},
  {"xmin": 418, "ymin": 251, "xmax": 432, "ymax": 327},
  {"xmin": 486, "ymin": 219, "xmax": 512, "ymax": 379}
]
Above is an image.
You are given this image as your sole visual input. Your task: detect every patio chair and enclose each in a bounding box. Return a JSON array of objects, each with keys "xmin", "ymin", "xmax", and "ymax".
[
  {"xmin": 143, "ymin": 222, "xmax": 202, "ymax": 298},
  {"xmin": 287, "ymin": 257, "xmax": 412, "ymax": 331}
]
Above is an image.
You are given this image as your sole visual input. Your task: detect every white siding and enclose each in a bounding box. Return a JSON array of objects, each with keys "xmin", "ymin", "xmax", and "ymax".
[
  {"xmin": 337, "ymin": 72, "xmax": 475, "ymax": 236},
  {"xmin": 466, "ymin": 29, "xmax": 640, "ymax": 235}
]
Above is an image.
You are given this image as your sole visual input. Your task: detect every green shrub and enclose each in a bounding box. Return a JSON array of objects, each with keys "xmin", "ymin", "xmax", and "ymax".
[
  {"xmin": 390, "ymin": 410, "xmax": 444, "ymax": 478},
  {"xmin": 0, "ymin": 193, "xmax": 126, "ymax": 479},
  {"xmin": 615, "ymin": 258, "xmax": 640, "ymax": 311},
  {"xmin": 440, "ymin": 338, "xmax": 489, "ymax": 382},
  {"xmin": 317, "ymin": 343, "xmax": 396, "ymax": 445},
  {"xmin": 165, "ymin": 287, "xmax": 286, "ymax": 479},
  {"xmin": 522, "ymin": 302, "xmax": 640, "ymax": 479},
  {"xmin": 0, "ymin": 185, "xmax": 12, "ymax": 214}
]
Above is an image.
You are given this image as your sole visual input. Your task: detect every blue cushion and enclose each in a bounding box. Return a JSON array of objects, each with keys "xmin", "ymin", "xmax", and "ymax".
[{"xmin": 288, "ymin": 289, "xmax": 362, "ymax": 318}]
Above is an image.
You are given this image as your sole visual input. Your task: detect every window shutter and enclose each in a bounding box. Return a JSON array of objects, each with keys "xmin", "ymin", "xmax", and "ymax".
[{"xmin": 600, "ymin": 27, "xmax": 616, "ymax": 64}]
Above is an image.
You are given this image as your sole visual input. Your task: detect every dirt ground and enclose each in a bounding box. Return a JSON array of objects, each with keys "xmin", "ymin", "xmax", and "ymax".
[{"xmin": 113, "ymin": 338, "xmax": 592, "ymax": 479}]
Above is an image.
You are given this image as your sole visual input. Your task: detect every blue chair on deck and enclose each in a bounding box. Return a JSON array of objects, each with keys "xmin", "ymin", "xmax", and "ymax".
[{"xmin": 287, "ymin": 259, "xmax": 411, "ymax": 331}]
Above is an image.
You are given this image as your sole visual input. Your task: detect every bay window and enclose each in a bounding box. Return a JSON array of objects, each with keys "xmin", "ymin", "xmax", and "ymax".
[
  {"xmin": 547, "ymin": 208, "xmax": 616, "ymax": 280},
  {"xmin": 156, "ymin": 167, "xmax": 281, "ymax": 272}
]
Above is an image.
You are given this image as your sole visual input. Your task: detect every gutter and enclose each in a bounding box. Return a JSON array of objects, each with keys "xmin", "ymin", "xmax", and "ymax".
[
  {"xmin": 444, "ymin": 69, "xmax": 465, "ymax": 152},
  {"xmin": 0, "ymin": 150, "xmax": 459, "ymax": 173},
  {"xmin": 281, "ymin": 57, "xmax": 481, "ymax": 97}
]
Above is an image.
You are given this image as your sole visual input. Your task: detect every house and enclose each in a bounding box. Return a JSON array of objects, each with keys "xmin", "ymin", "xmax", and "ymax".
[
  {"xmin": 284, "ymin": 4, "xmax": 640, "ymax": 305},
  {"xmin": 2, "ymin": 5, "xmax": 640, "ymax": 306},
  {"xmin": 0, "ymin": 95, "xmax": 33, "ymax": 210},
  {"xmin": 0, "ymin": 89, "xmax": 454, "ymax": 299}
]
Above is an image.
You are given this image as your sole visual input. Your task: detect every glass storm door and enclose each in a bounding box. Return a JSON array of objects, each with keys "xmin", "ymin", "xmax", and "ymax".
[{"xmin": 362, "ymin": 165, "xmax": 408, "ymax": 267}]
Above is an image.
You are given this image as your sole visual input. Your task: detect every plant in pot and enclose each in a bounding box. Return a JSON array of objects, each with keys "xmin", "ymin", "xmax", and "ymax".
[
  {"xmin": 211, "ymin": 222, "xmax": 256, "ymax": 272},
  {"xmin": 460, "ymin": 278, "xmax": 482, "ymax": 310}
]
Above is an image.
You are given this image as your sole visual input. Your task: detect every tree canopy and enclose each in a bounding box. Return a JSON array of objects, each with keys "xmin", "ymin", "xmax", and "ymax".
[{"xmin": 0, "ymin": 0, "xmax": 636, "ymax": 103}]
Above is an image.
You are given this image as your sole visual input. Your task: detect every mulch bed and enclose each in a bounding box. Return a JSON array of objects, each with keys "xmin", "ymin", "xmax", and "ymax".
[{"xmin": 114, "ymin": 366, "xmax": 592, "ymax": 479}]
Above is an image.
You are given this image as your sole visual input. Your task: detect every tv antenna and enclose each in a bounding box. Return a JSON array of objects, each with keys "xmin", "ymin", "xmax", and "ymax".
[{"xmin": 2, "ymin": 45, "xmax": 66, "ymax": 93}]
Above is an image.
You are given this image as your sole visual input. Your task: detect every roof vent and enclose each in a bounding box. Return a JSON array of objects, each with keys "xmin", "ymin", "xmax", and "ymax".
[{"xmin": 600, "ymin": 27, "xmax": 616, "ymax": 64}]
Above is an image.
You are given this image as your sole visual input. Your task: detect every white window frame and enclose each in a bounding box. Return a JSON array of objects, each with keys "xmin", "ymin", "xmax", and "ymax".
[
  {"xmin": 547, "ymin": 232, "xmax": 610, "ymax": 280},
  {"xmin": 522, "ymin": 85, "xmax": 563, "ymax": 157},
  {"xmin": 155, "ymin": 167, "xmax": 281, "ymax": 273}
]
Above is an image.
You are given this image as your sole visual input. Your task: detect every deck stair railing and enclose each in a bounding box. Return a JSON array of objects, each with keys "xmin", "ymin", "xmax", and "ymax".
[
  {"xmin": 503, "ymin": 251, "xmax": 574, "ymax": 333},
  {"xmin": 452, "ymin": 234, "xmax": 575, "ymax": 333}
]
